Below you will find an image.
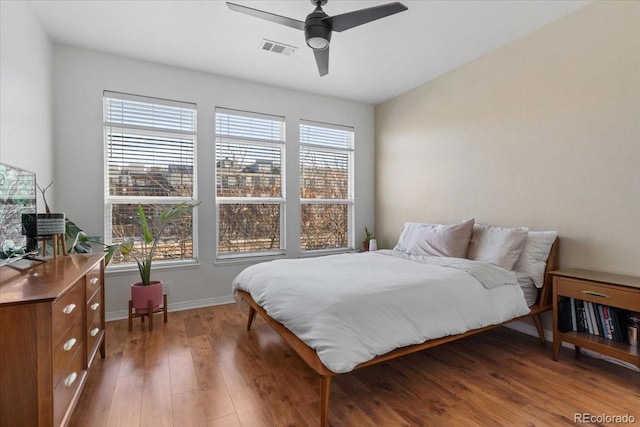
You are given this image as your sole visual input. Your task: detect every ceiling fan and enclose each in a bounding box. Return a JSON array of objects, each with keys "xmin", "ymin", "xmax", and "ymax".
[{"xmin": 227, "ymin": 0, "xmax": 408, "ymax": 77}]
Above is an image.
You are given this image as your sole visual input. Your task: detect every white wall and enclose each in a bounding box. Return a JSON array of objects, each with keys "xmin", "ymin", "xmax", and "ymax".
[
  {"xmin": 0, "ymin": 1, "xmax": 54, "ymax": 209},
  {"xmin": 53, "ymin": 46, "xmax": 374, "ymax": 318}
]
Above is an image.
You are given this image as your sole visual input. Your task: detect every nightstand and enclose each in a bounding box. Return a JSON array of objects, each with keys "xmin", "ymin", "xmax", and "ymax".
[{"xmin": 550, "ymin": 269, "xmax": 640, "ymax": 368}]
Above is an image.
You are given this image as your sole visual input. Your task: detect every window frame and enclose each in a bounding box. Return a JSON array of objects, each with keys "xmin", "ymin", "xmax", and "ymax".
[
  {"xmin": 103, "ymin": 91, "xmax": 199, "ymax": 270},
  {"xmin": 299, "ymin": 119, "xmax": 355, "ymax": 254},
  {"xmin": 215, "ymin": 107, "xmax": 286, "ymax": 260}
]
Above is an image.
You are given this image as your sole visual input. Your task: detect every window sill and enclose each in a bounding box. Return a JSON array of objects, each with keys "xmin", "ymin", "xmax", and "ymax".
[
  {"xmin": 215, "ymin": 251, "xmax": 287, "ymax": 266},
  {"xmin": 214, "ymin": 248, "xmax": 355, "ymax": 266},
  {"xmin": 105, "ymin": 259, "xmax": 200, "ymax": 277},
  {"xmin": 299, "ymin": 248, "xmax": 355, "ymax": 258}
]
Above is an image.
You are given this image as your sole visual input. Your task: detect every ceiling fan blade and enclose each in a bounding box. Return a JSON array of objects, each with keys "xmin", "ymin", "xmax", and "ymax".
[
  {"xmin": 226, "ymin": 2, "xmax": 305, "ymax": 31},
  {"xmin": 313, "ymin": 47, "xmax": 329, "ymax": 77},
  {"xmin": 323, "ymin": 2, "xmax": 408, "ymax": 32}
]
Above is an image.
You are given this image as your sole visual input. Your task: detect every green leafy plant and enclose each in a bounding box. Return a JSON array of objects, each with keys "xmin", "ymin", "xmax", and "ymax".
[
  {"xmin": 124, "ymin": 202, "xmax": 199, "ymax": 286},
  {"xmin": 65, "ymin": 202, "xmax": 198, "ymax": 274},
  {"xmin": 363, "ymin": 227, "xmax": 374, "ymax": 244},
  {"xmin": 66, "ymin": 220, "xmax": 131, "ymax": 267},
  {"xmin": 361, "ymin": 227, "xmax": 375, "ymax": 251}
]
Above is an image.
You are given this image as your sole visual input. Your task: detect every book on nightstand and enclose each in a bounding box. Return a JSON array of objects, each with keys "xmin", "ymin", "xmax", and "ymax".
[{"xmin": 558, "ymin": 297, "xmax": 572, "ymax": 333}]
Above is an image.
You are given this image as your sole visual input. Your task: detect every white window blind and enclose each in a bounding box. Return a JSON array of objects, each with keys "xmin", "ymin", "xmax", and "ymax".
[
  {"xmin": 215, "ymin": 108, "xmax": 285, "ymax": 257},
  {"xmin": 300, "ymin": 120, "xmax": 354, "ymax": 251},
  {"xmin": 104, "ymin": 91, "xmax": 198, "ymax": 265}
]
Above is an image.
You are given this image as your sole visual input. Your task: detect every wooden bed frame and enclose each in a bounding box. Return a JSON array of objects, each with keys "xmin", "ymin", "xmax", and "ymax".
[{"xmin": 237, "ymin": 238, "xmax": 559, "ymax": 426}]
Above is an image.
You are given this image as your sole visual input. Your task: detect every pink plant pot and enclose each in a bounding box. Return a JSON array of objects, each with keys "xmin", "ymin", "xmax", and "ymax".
[{"xmin": 131, "ymin": 281, "xmax": 163, "ymax": 314}]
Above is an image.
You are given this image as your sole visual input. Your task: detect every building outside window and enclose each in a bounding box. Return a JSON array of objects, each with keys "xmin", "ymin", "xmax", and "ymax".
[{"xmin": 103, "ymin": 91, "xmax": 198, "ymax": 266}]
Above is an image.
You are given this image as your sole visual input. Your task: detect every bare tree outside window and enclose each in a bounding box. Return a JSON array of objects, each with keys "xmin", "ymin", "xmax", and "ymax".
[
  {"xmin": 300, "ymin": 121, "xmax": 354, "ymax": 251},
  {"xmin": 215, "ymin": 109, "xmax": 285, "ymax": 257},
  {"xmin": 218, "ymin": 203, "xmax": 280, "ymax": 253},
  {"xmin": 109, "ymin": 203, "xmax": 194, "ymax": 264}
]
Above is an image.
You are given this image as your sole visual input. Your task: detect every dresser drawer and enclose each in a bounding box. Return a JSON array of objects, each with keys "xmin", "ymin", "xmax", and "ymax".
[
  {"xmin": 86, "ymin": 288, "xmax": 102, "ymax": 326},
  {"xmin": 554, "ymin": 277, "xmax": 640, "ymax": 311},
  {"xmin": 52, "ymin": 317, "xmax": 84, "ymax": 388},
  {"xmin": 87, "ymin": 324, "xmax": 103, "ymax": 367},
  {"xmin": 53, "ymin": 347, "xmax": 85, "ymax": 427},
  {"xmin": 86, "ymin": 264, "xmax": 102, "ymax": 301},
  {"xmin": 86, "ymin": 289, "xmax": 103, "ymax": 363},
  {"xmin": 52, "ymin": 282, "xmax": 84, "ymax": 345}
]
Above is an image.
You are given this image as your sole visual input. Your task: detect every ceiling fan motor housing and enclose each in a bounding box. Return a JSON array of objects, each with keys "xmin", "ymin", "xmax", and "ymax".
[{"xmin": 305, "ymin": 8, "xmax": 332, "ymax": 49}]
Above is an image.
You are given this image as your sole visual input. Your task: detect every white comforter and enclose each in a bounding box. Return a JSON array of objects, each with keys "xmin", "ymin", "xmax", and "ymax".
[{"xmin": 232, "ymin": 250, "xmax": 530, "ymax": 373}]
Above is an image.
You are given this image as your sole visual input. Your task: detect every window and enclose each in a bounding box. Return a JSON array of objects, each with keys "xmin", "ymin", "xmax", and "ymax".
[
  {"xmin": 215, "ymin": 108, "xmax": 285, "ymax": 257},
  {"xmin": 300, "ymin": 120, "xmax": 354, "ymax": 251},
  {"xmin": 103, "ymin": 91, "xmax": 197, "ymax": 266}
]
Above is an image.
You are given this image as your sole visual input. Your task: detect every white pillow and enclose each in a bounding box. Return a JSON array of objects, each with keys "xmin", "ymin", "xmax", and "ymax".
[
  {"xmin": 513, "ymin": 231, "xmax": 558, "ymax": 288},
  {"xmin": 466, "ymin": 224, "xmax": 529, "ymax": 270},
  {"xmin": 394, "ymin": 219, "xmax": 475, "ymax": 258}
]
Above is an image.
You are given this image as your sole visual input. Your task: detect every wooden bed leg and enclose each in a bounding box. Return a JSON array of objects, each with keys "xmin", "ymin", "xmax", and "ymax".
[
  {"xmin": 552, "ymin": 337, "xmax": 562, "ymax": 361},
  {"xmin": 247, "ymin": 306, "xmax": 257, "ymax": 331},
  {"xmin": 320, "ymin": 376, "xmax": 331, "ymax": 427},
  {"xmin": 532, "ymin": 313, "xmax": 546, "ymax": 347}
]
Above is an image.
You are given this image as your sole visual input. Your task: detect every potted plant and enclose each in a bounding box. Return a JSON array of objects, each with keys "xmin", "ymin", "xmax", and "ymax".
[
  {"xmin": 362, "ymin": 227, "xmax": 374, "ymax": 251},
  {"xmin": 66, "ymin": 221, "xmax": 131, "ymax": 266},
  {"xmin": 122, "ymin": 202, "xmax": 199, "ymax": 314}
]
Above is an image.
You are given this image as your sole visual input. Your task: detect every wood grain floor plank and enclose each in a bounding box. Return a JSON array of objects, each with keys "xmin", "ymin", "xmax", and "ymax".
[
  {"xmin": 188, "ymin": 348, "xmax": 236, "ymax": 422},
  {"xmin": 169, "ymin": 345, "xmax": 199, "ymax": 396},
  {"xmin": 106, "ymin": 373, "xmax": 144, "ymax": 426},
  {"xmin": 172, "ymin": 389, "xmax": 208, "ymax": 427},
  {"xmin": 69, "ymin": 353, "xmax": 122, "ymax": 427},
  {"xmin": 219, "ymin": 360, "xmax": 278, "ymax": 426},
  {"xmin": 140, "ymin": 362, "xmax": 173, "ymax": 427},
  {"xmin": 70, "ymin": 304, "xmax": 640, "ymax": 427},
  {"xmin": 117, "ymin": 336, "xmax": 147, "ymax": 378},
  {"xmin": 207, "ymin": 413, "xmax": 242, "ymax": 427}
]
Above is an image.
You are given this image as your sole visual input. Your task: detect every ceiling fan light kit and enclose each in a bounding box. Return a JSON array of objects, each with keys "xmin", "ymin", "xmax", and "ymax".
[
  {"xmin": 305, "ymin": 6, "xmax": 332, "ymax": 50},
  {"xmin": 307, "ymin": 37, "xmax": 329, "ymax": 50},
  {"xmin": 227, "ymin": 0, "xmax": 408, "ymax": 76}
]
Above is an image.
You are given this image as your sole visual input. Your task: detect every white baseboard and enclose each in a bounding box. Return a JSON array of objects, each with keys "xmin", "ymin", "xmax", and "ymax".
[
  {"xmin": 505, "ymin": 319, "xmax": 554, "ymax": 342},
  {"xmin": 505, "ymin": 321, "xmax": 638, "ymax": 371},
  {"xmin": 106, "ymin": 295, "xmax": 235, "ymax": 322}
]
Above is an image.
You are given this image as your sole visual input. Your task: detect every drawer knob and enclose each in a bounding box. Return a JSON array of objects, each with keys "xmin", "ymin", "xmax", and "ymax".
[
  {"xmin": 63, "ymin": 338, "xmax": 77, "ymax": 352},
  {"xmin": 581, "ymin": 290, "xmax": 610, "ymax": 298},
  {"xmin": 63, "ymin": 303, "xmax": 76, "ymax": 315},
  {"xmin": 64, "ymin": 372, "xmax": 77, "ymax": 388},
  {"xmin": 90, "ymin": 278, "xmax": 99, "ymax": 285},
  {"xmin": 90, "ymin": 328, "xmax": 100, "ymax": 337},
  {"xmin": 91, "ymin": 303, "xmax": 100, "ymax": 311}
]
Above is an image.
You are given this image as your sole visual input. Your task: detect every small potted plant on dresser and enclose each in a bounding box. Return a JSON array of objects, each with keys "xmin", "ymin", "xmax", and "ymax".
[{"xmin": 122, "ymin": 202, "xmax": 199, "ymax": 329}]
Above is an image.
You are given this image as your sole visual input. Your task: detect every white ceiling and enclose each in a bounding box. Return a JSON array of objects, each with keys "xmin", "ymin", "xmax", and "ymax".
[{"xmin": 26, "ymin": 0, "xmax": 588, "ymax": 104}]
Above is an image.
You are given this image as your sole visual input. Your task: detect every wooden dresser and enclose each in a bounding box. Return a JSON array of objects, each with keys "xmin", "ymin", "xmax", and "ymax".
[{"xmin": 0, "ymin": 254, "xmax": 105, "ymax": 427}]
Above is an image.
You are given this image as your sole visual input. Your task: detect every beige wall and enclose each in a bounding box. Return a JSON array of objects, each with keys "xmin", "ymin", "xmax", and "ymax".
[{"xmin": 375, "ymin": 1, "xmax": 640, "ymax": 276}]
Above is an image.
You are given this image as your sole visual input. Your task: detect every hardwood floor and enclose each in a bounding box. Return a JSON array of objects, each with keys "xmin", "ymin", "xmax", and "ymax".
[{"xmin": 70, "ymin": 304, "xmax": 639, "ymax": 427}]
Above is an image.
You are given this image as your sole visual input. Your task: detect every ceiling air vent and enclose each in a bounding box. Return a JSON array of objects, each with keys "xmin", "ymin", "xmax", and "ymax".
[{"xmin": 259, "ymin": 39, "xmax": 297, "ymax": 56}]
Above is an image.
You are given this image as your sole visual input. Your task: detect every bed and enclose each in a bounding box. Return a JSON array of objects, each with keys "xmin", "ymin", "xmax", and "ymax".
[{"xmin": 232, "ymin": 221, "xmax": 559, "ymax": 426}]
